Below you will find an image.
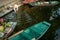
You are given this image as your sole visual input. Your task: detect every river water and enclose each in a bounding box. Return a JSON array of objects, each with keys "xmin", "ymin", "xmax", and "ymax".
[{"xmin": 3, "ymin": 4, "xmax": 60, "ymax": 40}]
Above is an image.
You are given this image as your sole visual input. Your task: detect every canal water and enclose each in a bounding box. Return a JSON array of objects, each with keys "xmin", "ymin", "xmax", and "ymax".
[{"xmin": 3, "ymin": 4, "xmax": 60, "ymax": 40}]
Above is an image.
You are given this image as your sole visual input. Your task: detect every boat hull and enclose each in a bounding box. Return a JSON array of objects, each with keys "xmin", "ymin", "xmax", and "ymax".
[{"xmin": 8, "ymin": 21, "xmax": 51, "ymax": 40}]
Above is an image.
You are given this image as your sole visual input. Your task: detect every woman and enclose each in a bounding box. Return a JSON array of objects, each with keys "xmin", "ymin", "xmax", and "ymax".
[
  {"xmin": 0, "ymin": 18, "xmax": 5, "ymax": 32},
  {"xmin": 0, "ymin": 18, "xmax": 5, "ymax": 38}
]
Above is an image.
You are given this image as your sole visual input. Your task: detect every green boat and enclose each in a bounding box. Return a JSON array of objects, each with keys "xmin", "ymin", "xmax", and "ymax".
[
  {"xmin": 8, "ymin": 21, "xmax": 51, "ymax": 40},
  {"xmin": 29, "ymin": 1, "xmax": 59, "ymax": 6}
]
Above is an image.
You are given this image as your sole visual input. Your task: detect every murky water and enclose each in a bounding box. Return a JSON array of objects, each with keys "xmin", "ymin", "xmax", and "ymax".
[
  {"xmin": 3, "ymin": 4, "xmax": 60, "ymax": 40},
  {"xmin": 54, "ymin": 29, "xmax": 60, "ymax": 40}
]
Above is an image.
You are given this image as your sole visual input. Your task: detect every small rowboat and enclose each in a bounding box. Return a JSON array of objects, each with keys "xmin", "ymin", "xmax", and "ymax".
[{"xmin": 8, "ymin": 21, "xmax": 51, "ymax": 40}]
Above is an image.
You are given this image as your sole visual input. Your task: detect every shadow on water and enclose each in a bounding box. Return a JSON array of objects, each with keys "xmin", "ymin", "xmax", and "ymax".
[{"xmin": 14, "ymin": 5, "xmax": 51, "ymax": 32}]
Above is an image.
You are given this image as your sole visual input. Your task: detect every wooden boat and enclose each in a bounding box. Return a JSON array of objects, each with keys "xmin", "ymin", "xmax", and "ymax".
[
  {"xmin": 8, "ymin": 21, "xmax": 51, "ymax": 40},
  {"xmin": 29, "ymin": 1, "xmax": 59, "ymax": 6},
  {"xmin": 0, "ymin": 22, "xmax": 17, "ymax": 39},
  {"xmin": 0, "ymin": 9, "xmax": 14, "ymax": 17}
]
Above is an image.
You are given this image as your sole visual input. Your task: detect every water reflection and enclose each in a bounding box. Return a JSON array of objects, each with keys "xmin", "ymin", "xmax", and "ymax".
[
  {"xmin": 55, "ymin": 29, "xmax": 60, "ymax": 40},
  {"xmin": 14, "ymin": 5, "xmax": 51, "ymax": 32},
  {"xmin": 3, "ymin": 11, "xmax": 15, "ymax": 22},
  {"xmin": 49, "ymin": 8, "xmax": 60, "ymax": 20}
]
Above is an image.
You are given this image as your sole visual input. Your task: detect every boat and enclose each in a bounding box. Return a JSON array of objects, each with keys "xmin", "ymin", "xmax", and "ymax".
[
  {"xmin": 0, "ymin": 9, "xmax": 14, "ymax": 17},
  {"xmin": 8, "ymin": 21, "xmax": 51, "ymax": 40},
  {"xmin": 29, "ymin": 1, "xmax": 59, "ymax": 6},
  {"xmin": 0, "ymin": 22, "xmax": 17, "ymax": 39}
]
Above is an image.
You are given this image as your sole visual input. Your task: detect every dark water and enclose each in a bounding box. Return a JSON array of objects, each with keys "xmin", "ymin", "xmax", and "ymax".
[
  {"xmin": 14, "ymin": 5, "xmax": 51, "ymax": 32},
  {"xmin": 15, "ymin": 5, "xmax": 60, "ymax": 40},
  {"xmin": 3, "ymin": 11, "xmax": 15, "ymax": 22},
  {"xmin": 3, "ymin": 4, "xmax": 60, "ymax": 40}
]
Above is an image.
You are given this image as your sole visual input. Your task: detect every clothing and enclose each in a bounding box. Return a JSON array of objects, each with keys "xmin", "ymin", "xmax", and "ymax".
[
  {"xmin": 23, "ymin": 0, "xmax": 38, "ymax": 4},
  {"xmin": 0, "ymin": 18, "xmax": 3, "ymax": 22}
]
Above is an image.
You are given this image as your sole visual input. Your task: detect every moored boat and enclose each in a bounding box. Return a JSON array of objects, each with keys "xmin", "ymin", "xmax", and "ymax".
[
  {"xmin": 29, "ymin": 1, "xmax": 59, "ymax": 6},
  {"xmin": 8, "ymin": 21, "xmax": 51, "ymax": 40}
]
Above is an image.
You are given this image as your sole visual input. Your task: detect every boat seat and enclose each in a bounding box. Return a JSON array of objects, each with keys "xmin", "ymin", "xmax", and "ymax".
[
  {"xmin": 23, "ymin": 28, "xmax": 40, "ymax": 39},
  {"xmin": 30, "ymin": 27, "xmax": 42, "ymax": 35},
  {"xmin": 21, "ymin": 30, "xmax": 34, "ymax": 40},
  {"xmin": 30, "ymin": 21, "xmax": 51, "ymax": 39}
]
